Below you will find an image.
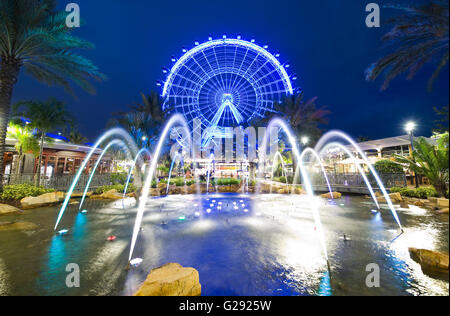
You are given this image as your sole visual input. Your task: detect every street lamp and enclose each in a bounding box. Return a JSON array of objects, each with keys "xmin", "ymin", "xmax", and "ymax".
[
  {"xmin": 141, "ymin": 136, "xmax": 147, "ymax": 142},
  {"xmin": 405, "ymin": 121, "xmax": 419, "ymax": 188},
  {"xmin": 301, "ymin": 136, "xmax": 309, "ymax": 146}
]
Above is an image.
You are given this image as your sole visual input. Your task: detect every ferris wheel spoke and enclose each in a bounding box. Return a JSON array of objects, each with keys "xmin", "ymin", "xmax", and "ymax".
[
  {"xmin": 164, "ymin": 38, "xmax": 294, "ymax": 134},
  {"xmin": 230, "ymin": 52, "xmax": 261, "ymax": 92},
  {"xmin": 212, "ymin": 46, "xmax": 228, "ymax": 91},
  {"xmin": 248, "ymin": 60, "xmax": 271, "ymax": 82}
]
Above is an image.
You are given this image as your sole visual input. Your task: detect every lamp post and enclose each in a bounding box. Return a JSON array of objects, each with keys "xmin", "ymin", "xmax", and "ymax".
[
  {"xmin": 301, "ymin": 136, "xmax": 309, "ymax": 147},
  {"xmin": 405, "ymin": 122, "xmax": 419, "ymax": 188}
]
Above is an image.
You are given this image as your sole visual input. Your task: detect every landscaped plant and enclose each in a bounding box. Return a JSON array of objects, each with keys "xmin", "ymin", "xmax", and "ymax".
[
  {"xmin": 214, "ymin": 178, "xmax": 241, "ymax": 186},
  {"xmin": 395, "ymin": 135, "xmax": 449, "ymax": 197},
  {"xmin": 374, "ymin": 159, "xmax": 404, "ymax": 174},
  {"xmin": 110, "ymin": 173, "xmax": 129, "ymax": 185},
  {"xmin": 94, "ymin": 184, "xmax": 135, "ymax": 195},
  {"xmin": 390, "ymin": 186, "xmax": 439, "ymax": 199},
  {"xmin": 6, "ymin": 122, "xmax": 39, "ymax": 174},
  {"xmin": 0, "ymin": 184, "xmax": 55, "ymax": 201}
]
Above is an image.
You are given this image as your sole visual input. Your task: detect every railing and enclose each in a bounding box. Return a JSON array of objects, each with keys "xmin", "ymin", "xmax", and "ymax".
[
  {"xmin": 2, "ymin": 173, "xmax": 117, "ymax": 191},
  {"xmin": 312, "ymin": 172, "xmax": 407, "ymax": 189}
]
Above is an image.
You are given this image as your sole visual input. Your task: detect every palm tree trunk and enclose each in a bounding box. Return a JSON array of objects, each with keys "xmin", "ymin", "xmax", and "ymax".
[
  {"xmin": 15, "ymin": 147, "xmax": 23, "ymax": 176},
  {"xmin": 0, "ymin": 58, "xmax": 21, "ymax": 192},
  {"xmin": 36, "ymin": 132, "xmax": 45, "ymax": 186}
]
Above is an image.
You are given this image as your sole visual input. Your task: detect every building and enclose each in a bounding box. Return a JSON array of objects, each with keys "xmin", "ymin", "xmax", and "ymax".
[{"xmin": 3, "ymin": 136, "xmax": 113, "ymax": 180}]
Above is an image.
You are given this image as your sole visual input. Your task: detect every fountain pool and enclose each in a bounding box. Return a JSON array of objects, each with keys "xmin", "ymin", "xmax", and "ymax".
[{"xmin": 0, "ymin": 194, "xmax": 447, "ymax": 296}]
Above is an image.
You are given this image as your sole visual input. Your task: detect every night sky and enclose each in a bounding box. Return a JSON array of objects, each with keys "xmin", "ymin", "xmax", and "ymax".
[{"xmin": 12, "ymin": 0, "xmax": 449, "ymax": 141}]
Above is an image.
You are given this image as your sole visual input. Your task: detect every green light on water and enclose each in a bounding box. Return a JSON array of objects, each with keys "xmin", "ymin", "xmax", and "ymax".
[{"xmin": 178, "ymin": 216, "xmax": 186, "ymax": 221}]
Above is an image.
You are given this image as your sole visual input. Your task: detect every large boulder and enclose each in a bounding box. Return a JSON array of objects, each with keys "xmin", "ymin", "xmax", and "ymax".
[
  {"xmin": 436, "ymin": 208, "xmax": 449, "ymax": 215},
  {"xmin": 134, "ymin": 263, "xmax": 201, "ymax": 296},
  {"xmin": 0, "ymin": 221, "xmax": 38, "ymax": 231},
  {"xmin": 0, "ymin": 204, "xmax": 21, "ymax": 216},
  {"xmin": 437, "ymin": 198, "xmax": 449, "ymax": 209},
  {"xmin": 377, "ymin": 192, "xmax": 403, "ymax": 203},
  {"xmin": 409, "ymin": 248, "xmax": 449, "ymax": 276},
  {"xmin": 321, "ymin": 192, "xmax": 342, "ymax": 199},
  {"xmin": 20, "ymin": 192, "xmax": 65, "ymax": 210},
  {"xmin": 99, "ymin": 189, "xmax": 123, "ymax": 200}
]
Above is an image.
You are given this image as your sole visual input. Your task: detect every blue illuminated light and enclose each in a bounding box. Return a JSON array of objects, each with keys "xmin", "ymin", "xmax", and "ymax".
[{"xmin": 161, "ymin": 37, "xmax": 295, "ymax": 147}]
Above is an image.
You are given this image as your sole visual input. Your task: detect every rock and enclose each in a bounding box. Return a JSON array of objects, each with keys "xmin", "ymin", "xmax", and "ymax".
[
  {"xmin": 100, "ymin": 189, "xmax": 124, "ymax": 200},
  {"xmin": 0, "ymin": 204, "xmax": 21, "ymax": 216},
  {"xmin": 409, "ymin": 248, "xmax": 449, "ymax": 276},
  {"xmin": 0, "ymin": 221, "xmax": 38, "ymax": 231},
  {"xmin": 70, "ymin": 191, "xmax": 92, "ymax": 198},
  {"xmin": 377, "ymin": 192, "xmax": 403, "ymax": 203},
  {"xmin": 134, "ymin": 263, "xmax": 201, "ymax": 296},
  {"xmin": 436, "ymin": 208, "xmax": 449, "ymax": 215},
  {"xmin": 437, "ymin": 198, "xmax": 449, "ymax": 209},
  {"xmin": 375, "ymin": 191, "xmax": 382, "ymax": 197},
  {"xmin": 294, "ymin": 187, "xmax": 304, "ymax": 195},
  {"xmin": 399, "ymin": 202, "xmax": 410, "ymax": 209},
  {"xmin": 414, "ymin": 201, "xmax": 425, "ymax": 208},
  {"xmin": 321, "ymin": 192, "xmax": 342, "ymax": 199},
  {"xmin": 20, "ymin": 192, "xmax": 65, "ymax": 210},
  {"xmin": 126, "ymin": 192, "xmax": 136, "ymax": 198},
  {"xmin": 428, "ymin": 197, "xmax": 438, "ymax": 204}
]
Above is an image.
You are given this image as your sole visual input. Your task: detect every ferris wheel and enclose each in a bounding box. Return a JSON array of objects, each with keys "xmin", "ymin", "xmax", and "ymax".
[{"xmin": 160, "ymin": 36, "xmax": 295, "ymax": 146}]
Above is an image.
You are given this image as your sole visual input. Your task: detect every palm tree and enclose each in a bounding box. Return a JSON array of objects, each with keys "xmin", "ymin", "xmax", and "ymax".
[
  {"xmin": 256, "ymin": 92, "xmax": 330, "ymax": 145},
  {"xmin": 13, "ymin": 98, "xmax": 74, "ymax": 184},
  {"xmin": 433, "ymin": 105, "xmax": 449, "ymax": 133},
  {"xmin": 6, "ymin": 122, "xmax": 39, "ymax": 175},
  {"xmin": 395, "ymin": 135, "xmax": 449, "ymax": 197},
  {"xmin": 110, "ymin": 92, "xmax": 167, "ymax": 152},
  {"xmin": 68, "ymin": 130, "xmax": 88, "ymax": 145},
  {"xmin": 366, "ymin": 1, "xmax": 449, "ymax": 91},
  {"xmin": 0, "ymin": 0, "xmax": 105, "ymax": 190},
  {"xmin": 130, "ymin": 92, "xmax": 167, "ymax": 122}
]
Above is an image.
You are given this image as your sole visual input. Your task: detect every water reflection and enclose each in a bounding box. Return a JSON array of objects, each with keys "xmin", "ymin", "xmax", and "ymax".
[{"xmin": 0, "ymin": 194, "xmax": 448, "ymax": 296}]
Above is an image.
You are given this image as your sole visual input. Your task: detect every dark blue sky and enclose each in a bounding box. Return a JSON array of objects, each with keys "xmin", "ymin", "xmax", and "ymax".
[{"xmin": 12, "ymin": 0, "xmax": 449, "ymax": 141}]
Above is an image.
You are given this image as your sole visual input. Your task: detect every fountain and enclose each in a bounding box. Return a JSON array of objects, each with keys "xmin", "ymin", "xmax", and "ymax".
[
  {"xmin": 166, "ymin": 152, "xmax": 187, "ymax": 195},
  {"xmin": 54, "ymin": 128, "xmax": 139, "ymax": 230},
  {"xmin": 206, "ymin": 153, "xmax": 215, "ymax": 194},
  {"xmin": 78, "ymin": 139, "xmax": 130, "ymax": 211},
  {"xmin": 52, "ymin": 115, "xmax": 406, "ymax": 279},
  {"xmin": 315, "ymin": 131, "xmax": 403, "ymax": 231},
  {"xmin": 122, "ymin": 148, "xmax": 151, "ymax": 205},
  {"xmin": 269, "ymin": 152, "xmax": 289, "ymax": 194}
]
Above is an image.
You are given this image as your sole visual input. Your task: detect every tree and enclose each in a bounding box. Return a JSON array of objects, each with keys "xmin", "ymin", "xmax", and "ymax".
[
  {"xmin": 0, "ymin": 0, "xmax": 105, "ymax": 190},
  {"xmin": 6, "ymin": 122, "xmax": 39, "ymax": 174},
  {"xmin": 13, "ymin": 98, "xmax": 74, "ymax": 184},
  {"xmin": 433, "ymin": 105, "xmax": 449, "ymax": 133},
  {"xmin": 110, "ymin": 92, "xmax": 167, "ymax": 152},
  {"xmin": 256, "ymin": 92, "xmax": 330, "ymax": 145},
  {"xmin": 68, "ymin": 130, "xmax": 88, "ymax": 145},
  {"xmin": 366, "ymin": 1, "xmax": 449, "ymax": 91},
  {"xmin": 395, "ymin": 135, "xmax": 449, "ymax": 197},
  {"xmin": 374, "ymin": 159, "xmax": 404, "ymax": 174}
]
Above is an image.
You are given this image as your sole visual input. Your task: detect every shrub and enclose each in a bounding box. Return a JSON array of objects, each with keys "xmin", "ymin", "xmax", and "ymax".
[
  {"xmin": 214, "ymin": 178, "xmax": 241, "ymax": 186},
  {"xmin": 160, "ymin": 177, "xmax": 194, "ymax": 187},
  {"xmin": 94, "ymin": 184, "xmax": 135, "ymax": 195},
  {"xmin": 110, "ymin": 173, "xmax": 129, "ymax": 185},
  {"xmin": 390, "ymin": 186, "xmax": 438, "ymax": 199},
  {"xmin": 0, "ymin": 184, "xmax": 55, "ymax": 201},
  {"xmin": 374, "ymin": 159, "xmax": 404, "ymax": 174}
]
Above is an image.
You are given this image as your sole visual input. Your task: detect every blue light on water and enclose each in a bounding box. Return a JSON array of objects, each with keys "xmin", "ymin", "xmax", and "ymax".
[{"xmin": 317, "ymin": 271, "xmax": 332, "ymax": 296}]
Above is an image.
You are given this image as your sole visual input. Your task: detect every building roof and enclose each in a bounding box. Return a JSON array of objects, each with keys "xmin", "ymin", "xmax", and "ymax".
[
  {"xmin": 6, "ymin": 137, "xmax": 104, "ymax": 155},
  {"xmin": 354, "ymin": 135, "xmax": 435, "ymax": 151}
]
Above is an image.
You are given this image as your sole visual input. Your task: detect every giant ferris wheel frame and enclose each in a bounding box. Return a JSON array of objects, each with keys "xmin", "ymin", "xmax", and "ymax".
[{"xmin": 160, "ymin": 36, "xmax": 296, "ymax": 146}]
